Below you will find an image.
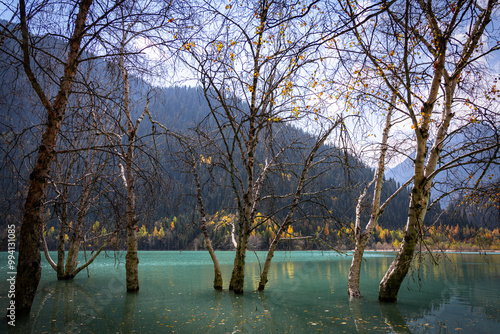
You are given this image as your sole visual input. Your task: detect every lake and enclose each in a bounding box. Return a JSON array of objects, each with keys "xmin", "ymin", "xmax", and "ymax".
[{"xmin": 1, "ymin": 251, "xmax": 499, "ymax": 333}]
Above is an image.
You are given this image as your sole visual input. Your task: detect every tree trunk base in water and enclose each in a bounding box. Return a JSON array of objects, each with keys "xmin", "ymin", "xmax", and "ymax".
[
  {"xmin": 348, "ymin": 289, "xmax": 362, "ymax": 298},
  {"xmin": 378, "ymin": 286, "xmax": 398, "ymax": 302},
  {"xmin": 15, "ymin": 234, "xmax": 42, "ymax": 317},
  {"xmin": 229, "ymin": 237, "xmax": 247, "ymax": 294},
  {"xmin": 211, "ymin": 261, "xmax": 223, "ymax": 291},
  {"xmin": 125, "ymin": 231, "xmax": 139, "ymax": 292},
  {"xmin": 230, "ymin": 288, "xmax": 244, "ymax": 294},
  {"xmin": 379, "ymin": 272, "xmax": 401, "ymax": 302},
  {"xmin": 229, "ymin": 278, "xmax": 244, "ymax": 294}
]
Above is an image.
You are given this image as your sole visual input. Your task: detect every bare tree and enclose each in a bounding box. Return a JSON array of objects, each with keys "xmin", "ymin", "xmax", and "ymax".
[
  {"xmin": 257, "ymin": 124, "xmax": 339, "ymax": 291},
  {"xmin": 91, "ymin": 0, "xmax": 183, "ymax": 292},
  {"xmin": 333, "ymin": 0, "xmax": 499, "ymax": 301},
  {"xmin": 12, "ymin": 0, "xmax": 95, "ymax": 316},
  {"xmin": 347, "ymin": 90, "xmax": 413, "ymax": 298},
  {"xmin": 178, "ymin": 0, "xmax": 353, "ymax": 293},
  {"xmin": 40, "ymin": 106, "xmax": 120, "ymax": 280},
  {"xmin": 379, "ymin": 0, "xmax": 499, "ymax": 302},
  {"xmin": 302, "ymin": 0, "xmax": 413, "ymax": 298},
  {"xmin": 2, "ymin": 0, "xmax": 132, "ymax": 316},
  {"xmin": 338, "ymin": 0, "xmax": 500, "ymax": 302},
  {"xmin": 118, "ymin": 31, "xmax": 147, "ymax": 292},
  {"xmin": 172, "ymin": 130, "xmax": 225, "ymax": 290},
  {"xmin": 192, "ymin": 155, "xmax": 224, "ymax": 290}
]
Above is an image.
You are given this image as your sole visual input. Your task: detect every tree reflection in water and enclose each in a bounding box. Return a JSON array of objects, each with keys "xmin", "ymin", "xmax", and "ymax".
[{"xmin": 2, "ymin": 251, "xmax": 498, "ymax": 333}]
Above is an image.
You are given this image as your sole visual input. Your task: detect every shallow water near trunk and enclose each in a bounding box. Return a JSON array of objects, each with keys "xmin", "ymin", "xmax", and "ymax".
[{"xmin": 1, "ymin": 251, "xmax": 499, "ymax": 333}]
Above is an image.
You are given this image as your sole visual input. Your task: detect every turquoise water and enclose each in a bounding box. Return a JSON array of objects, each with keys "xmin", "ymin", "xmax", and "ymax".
[{"xmin": 1, "ymin": 251, "xmax": 499, "ymax": 333}]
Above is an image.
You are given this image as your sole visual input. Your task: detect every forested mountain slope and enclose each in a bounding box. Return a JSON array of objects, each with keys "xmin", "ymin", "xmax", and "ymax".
[{"xmin": 0, "ymin": 29, "xmax": 471, "ymax": 251}]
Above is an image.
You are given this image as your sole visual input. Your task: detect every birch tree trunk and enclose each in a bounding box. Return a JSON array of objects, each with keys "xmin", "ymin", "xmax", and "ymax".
[
  {"xmin": 378, "ymin": 0, "xmax": 495, "ymax": 302},
  {"xmin": 193, "ymin": 158, "xmax": 223, "ymax": 290},
  {"xmin": 42, "ymin": 150, "xmax": 115, "ymax": 280},
  {"xmin": 379, "ymin": 48, "xmax": 446, "ymax": 301},
  {"xmin": 258, "ymin": 232, "xmax": 280, "ymax": 291},
  {"xmin": 201, "ymin": 222, "xmax": 223, "ymax": 290},
  {"xmin": 378, "ymin": 191, "xmax": 429, "ymax": 301},
  {"xmin": 114, "ymin": 5, "xmax": 155, "ymax": 290},
  {"xmin": 229, "ymin": 190, "xmax": 253, "ymax": 293},
  {"xmin": 62, "ymin": 215, "xmax": 84, "ymax": 279},
  {"xmin": 61, "ymin": 167, "xmax": 89, "ymax": 279},
  {"xmin": 228, "ymin": 105, "xmax": 257, "ymax": 294},
  {"xmin": 348, "ymin": 90, "xmax": 396, "ymax": 298},
  {"xmin": 120, "ymin": 47, "xmax": 140, "ymax": 292},
  {"xmin": 348, "ymin": 233, "xmax": 371, "ymax": 297},
  {"xmin": 14, "ymin": 0, "xmax": 93, "ymax": 316},
  {"xmin": 145, "ymin": 114, "xmax": 224, "ymax": 289}
]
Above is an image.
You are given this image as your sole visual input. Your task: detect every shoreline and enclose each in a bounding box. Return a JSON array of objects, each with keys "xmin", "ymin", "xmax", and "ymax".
[
  {"xmin": 3, "ymin": 249, "xmax": 498, "ymax": 254},
  {"xmin": 364, "ymin": 248, "xmax": 500, "ymax": 253}
]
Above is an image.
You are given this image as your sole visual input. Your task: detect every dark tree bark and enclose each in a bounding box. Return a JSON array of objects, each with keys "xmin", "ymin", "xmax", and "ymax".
[
  {"xmin": 229, "ymin": 232, "xmax": 249, "ymax": 293},
  {"xmin": 14, "ymin": 0, "xmax": 94, "ymax": 316}
]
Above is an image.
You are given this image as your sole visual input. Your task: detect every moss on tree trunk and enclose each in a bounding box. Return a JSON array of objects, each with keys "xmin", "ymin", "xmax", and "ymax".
[{"xmin": 229, "ymin": 233, "xmax": 248, "ymax": 293}]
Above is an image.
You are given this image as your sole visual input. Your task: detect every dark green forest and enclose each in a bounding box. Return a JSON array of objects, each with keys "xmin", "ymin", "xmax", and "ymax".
[
  {"xmin": 0, "ymin": 28, "xmax": 496, "ymax": 253},
  {"xmin": 0, "ymin": 75, "xmax": 479, "ymax": 252}
]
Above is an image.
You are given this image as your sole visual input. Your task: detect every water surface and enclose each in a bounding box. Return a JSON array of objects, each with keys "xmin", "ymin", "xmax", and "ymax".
[{"xmin": 1, "ymin": 251, "xmax": 499, "ymax": 333}]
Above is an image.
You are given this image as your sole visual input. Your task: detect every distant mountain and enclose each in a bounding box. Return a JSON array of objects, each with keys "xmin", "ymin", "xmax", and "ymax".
[
  {"xmin": 385, "ymin": 124, "xmax": 499, "ymax": 226},
  {"xmin": 5, "ymin": 28, "xmax": 487, "ymax": 251},
  {"xmin": 385, "ymin": 153, "xmax": 415, "ymax": 188}
]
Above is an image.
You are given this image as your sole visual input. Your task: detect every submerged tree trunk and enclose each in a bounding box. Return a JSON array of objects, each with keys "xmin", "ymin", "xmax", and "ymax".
[
  {"xmin": 378, "ymin": 59, "xmax": 444, "ymax": 302},
  {"xmin": 125, "ymin": 214, "xmax": 139, "ymax": 292},
  {"xmin": 123, "ymin": 89, "xmax": 140, "ymax": 292},
  {"xmin": 378, "ymin": 197, "xmax": 427, "ymax": 301},
  {"xmin": 193, "ymin": 159, "xmax": 223, "ymax": 290},
  {"xmin": 378, "ymin": 82, "xmax": 438, "ymax": 302},
  {"xmin": 146, "ymin": 114, "xmax": 224, "ymax": 290},
  {"xmin": 121, "ymin": 291, "xmax": 138, "ymax": 333},
  {"xmin": 378, "ymin": 0, "xmax": 494, "ymax": 303},
  {"xmin": 201, "ymin": 222, "xmax": 223, "ymax": 290},
  {"xmin": 379, "ymin": 302, "xmax": 413, "ymax": 333},
  {"xmin": 56, "ymin": 184, "xmax": 69, "ymax": 278},
  {"xmin": 348, "ymin": 89, "xmax": 398, "ymax": 298},
  {"xmin": 15, "ymin": 84, "xmax": 60, "ymax": 316},
  {"xmin": 62, "ymin": 192, "xmax": 87, "ymax": 279},
  {"xmin": 14, "ymin": 0, "xmax": 93, "ymax": 316},
  {"xmin": 258, "ymin": 227, "xmax": 282, "ymax": 291},
  {"xmin": 62, "ymin": 228, "xmax": 83, "ymax": 279},
  {"xmin": 348, "ymin": 178, "xmax": 417, "ymax": 299},
  {"xmin": 229, "ymin": 228, "xmax": 249, "ymax": 294},
  {"xmin": 228, "ymin": 121, "xmax": 256, "ymax": 294},
  {"xmin": 61, "ymin": 239, "xmax": 81, "ymax": 279},
  {"xmin": 43, "ymin": 158, "xmax": 113, "ymax": 280},
  {"xmin": 258, "ymin": 127, "xmax": 335, "ymax": 291},
  {"xmin": 348, "ymin": 233, "xmax": 371, "ymax": 297},
  {"xmin": 42, "ymin": 222, "xmax": 115, "ymax": 280},
  {"xmin": 348, "ymin": 178, "xmax": 377, "ymax": 298},
  {"xmin": 119, "ymin": 35, "xmax": 148, "ymax": 292}
]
